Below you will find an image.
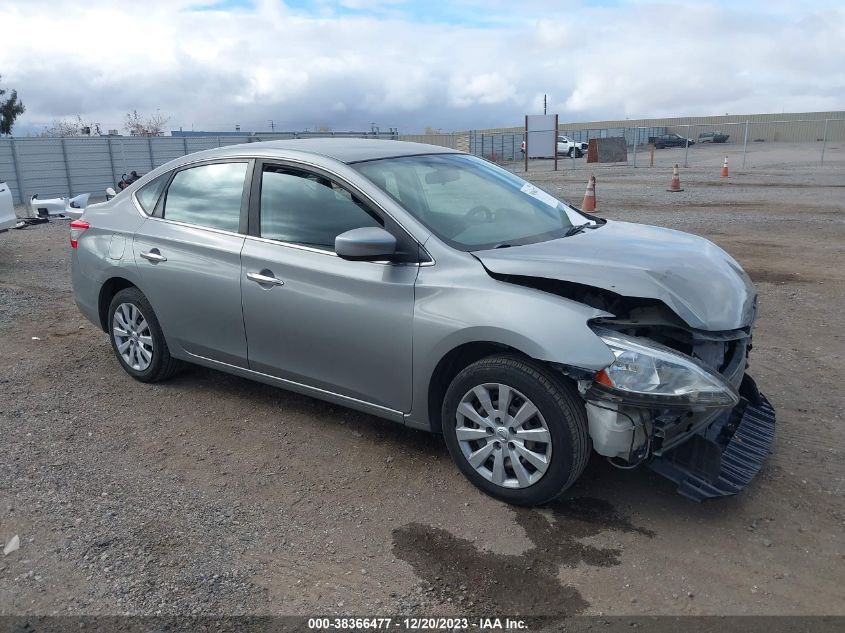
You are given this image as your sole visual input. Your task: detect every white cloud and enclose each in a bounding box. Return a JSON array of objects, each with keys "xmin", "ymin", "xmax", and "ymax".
[{"xmin": 0, "ymin": 0, "xmax": 843, "ymax": 134}]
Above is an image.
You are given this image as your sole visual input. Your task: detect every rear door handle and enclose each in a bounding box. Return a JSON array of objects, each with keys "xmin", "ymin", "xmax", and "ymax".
[
  {"xmin": 140, "ymin": 249, "xmax": 167, "ymax": 263},
  {"xmin": 247, "ymin": 271, "xmax": 285, "ymax": 287}
]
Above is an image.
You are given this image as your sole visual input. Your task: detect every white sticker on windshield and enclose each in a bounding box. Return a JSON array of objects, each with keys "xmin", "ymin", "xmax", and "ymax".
[{"xmin": 520, "ymin": 182, "xmax": 559, "ymax": 208}]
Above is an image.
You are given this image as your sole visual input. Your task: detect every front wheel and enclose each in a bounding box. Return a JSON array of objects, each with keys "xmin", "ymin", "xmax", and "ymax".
[{"xmin": 442, "ymin": 356, "xmax": 590, "ymax": 506}]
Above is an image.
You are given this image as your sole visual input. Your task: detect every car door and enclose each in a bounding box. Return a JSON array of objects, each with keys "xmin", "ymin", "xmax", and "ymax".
[
  {"xmin": 240, "ymin": 161, "xmax": 420, "ymax": 413},
  {"xmin": 132, "ymin": 160, "xmax": 252, "ymax": 367}
]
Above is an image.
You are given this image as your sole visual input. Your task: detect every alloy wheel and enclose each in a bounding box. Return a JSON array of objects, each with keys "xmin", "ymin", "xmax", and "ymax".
[
  {"xmin": 113, "ymin": 302, "xmax": 154, "ymax": 371},
  {"xmin": 455, "ymin": 382, "xmax": 552, "ymax": 489}
]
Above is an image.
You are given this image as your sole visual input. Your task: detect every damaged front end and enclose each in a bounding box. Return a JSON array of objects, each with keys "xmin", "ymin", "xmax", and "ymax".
[
  {"xmin": 578, "ymin": 307, "xmax": 776, "ymax": 501},
  {"xmin": 476, "ymin": 223, "xmax": 776, "ymax": 501}
]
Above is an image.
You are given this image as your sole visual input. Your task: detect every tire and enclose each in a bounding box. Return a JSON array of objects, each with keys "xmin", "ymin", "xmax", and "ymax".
[
  {"xmin": 107, "ymin": 287, "xmax": 179, "ymax": 383},
  {"xmin": 441, "ymin": 355, "xmax": 590, "ymax": 506},
  {"xmin": 567, "ymin": 147, "xmax": 574, "ymax": 157}
]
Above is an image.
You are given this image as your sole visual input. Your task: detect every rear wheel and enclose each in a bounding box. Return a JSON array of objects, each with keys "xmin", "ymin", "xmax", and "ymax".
[
  {"xmin": 442, "ymin": 355, "xmax": 590, "ymax": 506},
  {"xmin": 108, "ymin": 287, "xmax": 178, "ymax": 382}
]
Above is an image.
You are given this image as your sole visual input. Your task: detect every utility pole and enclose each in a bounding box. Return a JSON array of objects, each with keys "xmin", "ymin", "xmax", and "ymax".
[
  {"xmin": 544, "ymin": 94, "xmax": 547, "ymax": 115},
  {"xmin": 268, "ymin": 120, "xmax": 275, "ymax": 132}
]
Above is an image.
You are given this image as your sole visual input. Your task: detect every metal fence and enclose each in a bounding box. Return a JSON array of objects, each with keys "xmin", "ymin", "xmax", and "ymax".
[
  {"xmin": 628, "ymin": 119, "xmax": 845, "ymax": 169},
  {"xmin": 466, "ymin": 128, "xmax": 668, "ymax": 162},
  {"xmin": 463, "ymin": 118, "xmax": 845, "ymax": 172},
  {"xmin": 3, "ymin": 118, "xmax": 843, "ymax": 204},
  {"xmin": 0, "ymin": 132, "xmax": 399, "ymax": 204},
  {"xmin": 468, "ymin": 131, "xmax": 523, "ymax": 161}
]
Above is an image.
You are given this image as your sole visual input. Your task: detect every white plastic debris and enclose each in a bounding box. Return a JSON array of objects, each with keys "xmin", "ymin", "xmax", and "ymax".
[
  {"xmin": 3, "ymin": 534, "xmax": 20, "ymax": 555},
  {"xmin": 31, "ymin": 336, "xmax": 41, "ymax": 341}
]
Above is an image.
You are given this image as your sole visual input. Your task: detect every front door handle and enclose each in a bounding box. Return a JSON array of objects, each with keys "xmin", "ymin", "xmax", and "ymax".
[
  {"xmin": 247, "ymin": 271, "xmax": 285, "ymax": 287},
  {"xmin": 140, "ymin": 249, "xmax": 167, "ymax": 263}
]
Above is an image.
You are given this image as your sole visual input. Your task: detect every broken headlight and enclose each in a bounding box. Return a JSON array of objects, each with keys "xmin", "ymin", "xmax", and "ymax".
[{"xmin": 591, "ymin": 329, "xmax": 739, "ymax": 408}]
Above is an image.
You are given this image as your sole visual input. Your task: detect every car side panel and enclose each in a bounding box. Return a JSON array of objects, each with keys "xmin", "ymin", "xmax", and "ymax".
[
  {"xmin": 405, "ymin": 250, "xmax": 615, "ymax": 431},
  {"xmin": 132, "ymin": 219, "xmax": 248, "ymax": 367},
  {"xmin": 241, "ymin": 239, "xmax": 418, "ymax": 411},
  {"xmin": 72, "ymin": 198, "xmax": 149, "ymax": 328}
]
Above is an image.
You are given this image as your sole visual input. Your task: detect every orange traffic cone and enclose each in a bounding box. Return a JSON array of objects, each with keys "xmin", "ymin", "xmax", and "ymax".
[
  {"xmin": 667, "ymin": 164, "xmax": 683, "ymax": 192},
  {"xmin": 582, "ymin": 175, "xmax": 597, "ymax": 212},
  {"xmin": 721, "ymin": 156, "xmax": 729, "ymax": 178}
]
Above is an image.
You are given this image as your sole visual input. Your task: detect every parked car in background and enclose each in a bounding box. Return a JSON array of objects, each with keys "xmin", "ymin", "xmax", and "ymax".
[
  {"xmin": 698, "ymin": 131, "xmax": 730, "ymax": 143},
  {"xmin": 0, "ymin": 180, "xmax": 17, "ymax": 232},
  {"xmin": 649, "ymin": 133, "xmax": 695, "ymax": 149},
  {"xmin": 71, "ymin": 139, "xmax": 775, "ymax": 505}
]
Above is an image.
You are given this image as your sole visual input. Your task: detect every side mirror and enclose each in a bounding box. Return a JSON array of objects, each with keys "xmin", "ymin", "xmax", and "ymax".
[
  {"xmin": 335, "ymin": 227, "xmax": 397, "ymax": 261},
  {"xmin": 105, "ymin": 187, "xmax": 117, "ymax": 200}
]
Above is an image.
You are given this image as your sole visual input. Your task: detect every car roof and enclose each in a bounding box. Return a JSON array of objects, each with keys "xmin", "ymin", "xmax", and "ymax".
[{"xmin": 182, "ymin": 138, "xmax": 462, "ymax": 165}]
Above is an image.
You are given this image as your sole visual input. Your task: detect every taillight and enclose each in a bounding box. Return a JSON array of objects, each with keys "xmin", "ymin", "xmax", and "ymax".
[{"xmin": 70, "ymin": 220, "xmax": 90, "ymax": 249}]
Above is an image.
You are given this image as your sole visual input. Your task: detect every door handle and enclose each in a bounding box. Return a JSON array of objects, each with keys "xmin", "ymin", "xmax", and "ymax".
[
  {"xmin": 247, "ymin": 271, "xmax": 285, "ymax": 286},
  {"xmin": 140, "ymin": 249, "xmax": 167, "ymax": 263}
]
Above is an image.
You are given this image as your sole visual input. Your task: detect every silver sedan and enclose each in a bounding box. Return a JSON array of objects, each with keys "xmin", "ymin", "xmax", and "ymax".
[{"xmin": 71, "ymin": 139, "xmax": 775, "ymax": 505}]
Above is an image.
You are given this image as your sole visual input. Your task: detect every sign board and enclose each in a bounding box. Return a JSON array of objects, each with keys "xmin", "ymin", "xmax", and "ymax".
[
  {"xmin": 524, "ymin": 114, "xmax": 559, "ymax": 171},
  {"xmin": 586, "ymin": 137, "xmax": 628, "ymax": 163}
]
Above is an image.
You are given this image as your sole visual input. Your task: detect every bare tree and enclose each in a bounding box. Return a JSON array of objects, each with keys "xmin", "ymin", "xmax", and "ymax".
[
  {"xmin": 0, "ymin": 74, "xmax": 26, "ymax": 136},
  {"xmin": 44, "ymin": 115, "xmax": 101, "ymax": 137},
  {"xmin": 124, "ymin": 110, "xmax": 169, "ymax": 136}
]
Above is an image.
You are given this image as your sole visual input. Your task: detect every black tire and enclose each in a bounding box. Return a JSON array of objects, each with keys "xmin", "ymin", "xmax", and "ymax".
[
  {"xmin": 567, "ymin": 147, "xmax": 575, "ymax": 157},
  {"xmin": 107, "ymin": 287, "xmax": 179, "ymax": 383},
  {"xmin": 441, "ymin": 355, "xmax": 590, "ymax": 506},
  {"xmin": 656, "ymin": 144, "xmax": 665, "ymax": 149}
]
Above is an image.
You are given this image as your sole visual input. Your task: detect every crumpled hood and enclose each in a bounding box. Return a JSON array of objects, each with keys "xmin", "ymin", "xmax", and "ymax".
[{"xmin": 474, "ymin": 220, "xmax": 757, "ymax": 331}]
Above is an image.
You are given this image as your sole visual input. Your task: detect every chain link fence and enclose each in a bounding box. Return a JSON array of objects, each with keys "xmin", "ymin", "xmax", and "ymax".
[{"xmin": 465, "ymin": 118, "xmax": 845, "ymax": 174}]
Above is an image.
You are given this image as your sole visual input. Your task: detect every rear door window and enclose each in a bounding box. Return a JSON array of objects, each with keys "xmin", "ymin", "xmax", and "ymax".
[{"xmin": 163, "ymin": 162, "xmax": 247, "ymax": 232}]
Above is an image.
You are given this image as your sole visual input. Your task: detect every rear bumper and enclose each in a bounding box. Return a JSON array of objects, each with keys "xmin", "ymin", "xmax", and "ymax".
[{"xmin": 648, "ymin": 375, "xmax": 775, "ymax": 501}]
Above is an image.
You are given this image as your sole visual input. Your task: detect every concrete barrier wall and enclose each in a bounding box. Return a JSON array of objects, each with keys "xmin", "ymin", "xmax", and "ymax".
[{"xmin": 0, "ymin": 133, "xmax": 402, "ymax": 205}]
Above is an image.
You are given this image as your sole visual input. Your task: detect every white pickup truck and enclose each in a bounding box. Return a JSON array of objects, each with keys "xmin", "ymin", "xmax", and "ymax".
[
  {"xmin": 520, "ymin": 135, "xmax": 589, "ymax": 157},
  {"xmin": 0, "ymin": 180, "xmax": 18, "ymax": 232},
  {"xmin": 557, "ymin": 135, "xmax": 588, "ymax": 157}
]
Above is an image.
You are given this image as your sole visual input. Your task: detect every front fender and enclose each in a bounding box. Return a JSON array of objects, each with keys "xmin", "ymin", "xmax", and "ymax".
[{"xmin": 406, "ymin": 262, "xmax": 614, "ymax": 430}]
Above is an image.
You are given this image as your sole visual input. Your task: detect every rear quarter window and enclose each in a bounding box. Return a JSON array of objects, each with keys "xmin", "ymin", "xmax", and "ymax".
[{"xmin": 135, "ymin": 174, "xmax": 169, "ymax": 214}]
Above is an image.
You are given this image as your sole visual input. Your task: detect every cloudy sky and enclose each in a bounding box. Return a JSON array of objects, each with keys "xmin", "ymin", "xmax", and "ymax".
[{"xmin": 1, "ymin": 0, "xmax": 843, "ymax": 135}]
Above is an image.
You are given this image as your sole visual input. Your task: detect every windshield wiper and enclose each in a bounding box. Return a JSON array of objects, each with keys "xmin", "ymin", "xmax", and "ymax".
[
  {"xmin": 492, "ymin": 242, "xmax": 515, "ymax": 249},
  {"xmin": 564, "ymin": 223, "xmax": 600, "ymax": 237}
]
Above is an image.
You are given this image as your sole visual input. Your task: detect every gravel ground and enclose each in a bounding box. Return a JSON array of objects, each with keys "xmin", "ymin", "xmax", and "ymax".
[{"xmin": 0, "ymin": 142, "xmax": 843, "ymax": 619}]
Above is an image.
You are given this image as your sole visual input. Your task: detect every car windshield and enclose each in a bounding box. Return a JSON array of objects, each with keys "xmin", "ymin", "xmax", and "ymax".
[{"xmin": 353, "ymin": 153, "xmax": 593, "ymax": 250}]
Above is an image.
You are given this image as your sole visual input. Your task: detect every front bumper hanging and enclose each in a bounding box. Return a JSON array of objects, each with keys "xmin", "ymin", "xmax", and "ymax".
[{"xmin": 647, "ymin": 376, "xmax": 776, "ymax": 502}]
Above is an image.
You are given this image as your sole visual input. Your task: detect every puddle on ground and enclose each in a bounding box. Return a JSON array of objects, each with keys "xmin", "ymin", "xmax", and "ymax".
[{"xmin": 392, "ymin": 497, "xmax": 653, "ymax": 616}]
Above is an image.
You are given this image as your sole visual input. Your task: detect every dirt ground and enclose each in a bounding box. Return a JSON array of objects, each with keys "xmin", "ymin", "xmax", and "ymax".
[{"xmin": 1, "ymin": 141, "xmax": 843, "ymax": 619}]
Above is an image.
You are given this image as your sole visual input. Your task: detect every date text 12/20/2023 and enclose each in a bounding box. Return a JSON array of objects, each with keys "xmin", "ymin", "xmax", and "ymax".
[{"xmin": 307, "ymin": 617, "xmax": 528, "ymax": 630}]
